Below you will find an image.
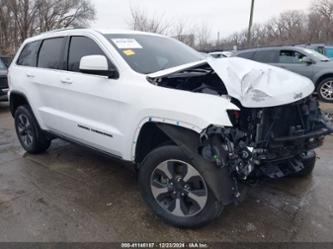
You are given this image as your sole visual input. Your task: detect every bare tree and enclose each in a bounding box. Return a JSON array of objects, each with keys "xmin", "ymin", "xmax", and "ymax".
[
  {"xmin": 37, "ymin": 0, "xmax": 95, "ymax": 32},
  {"xmin": 311, "ymin": 0, "xmax": 333, "ymax": 40},
  {"xmin": 195, "ymin": 23, "xmax": 211, "ymax": 51},
  {"xmin": 171, "ymin": 20, "xmax": 195, "ymax": 47},
  {"xmin": 0, "ymin": 0, "xmax": 96, "ymax": 55},
  {"xmin": 125, "ymin": 0, "xmax": 333, "ymax": 52},
  {"xmin": 129, "ymin": 7, "xmax": 170, "ymax": 34}
]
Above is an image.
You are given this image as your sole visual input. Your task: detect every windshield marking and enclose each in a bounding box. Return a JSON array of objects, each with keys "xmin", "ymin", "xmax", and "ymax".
[{"xmin": 112, "ymin": 38, "xmax": 143, "ymax": 49}]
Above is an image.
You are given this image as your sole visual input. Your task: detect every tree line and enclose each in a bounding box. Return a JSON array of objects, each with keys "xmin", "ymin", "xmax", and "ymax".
[
  {"xmin": 1, "ymin": 0, "xmax": 333, "ymax": 56},
  {"xmin": 220, "ymin": 0, "xmax": 333, "ymax": 51},
  {"xmin": 0, "ymin": 0, "xmax": 95, "ymax": 55},
  {"xmin": 129, "ymin": 0, "xmax": 333, "ymax": 52}
]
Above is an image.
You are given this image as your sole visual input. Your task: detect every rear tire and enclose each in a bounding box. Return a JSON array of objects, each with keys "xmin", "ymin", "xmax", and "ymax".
[
  {"xmin": 138, "ymin": 145, "xmax": 223, "ymax": 228},
  {"xmin": 317, "ymin": 78, "xmax": 333, "ymax": 103},
  {"xmin": 14, "ymin": 105, "xmax": 51, "ymax": 154}
]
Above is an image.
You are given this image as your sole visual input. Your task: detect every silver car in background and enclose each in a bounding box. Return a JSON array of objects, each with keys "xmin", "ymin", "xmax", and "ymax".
[{"xmin": 235, "ymin": 46, "xmax": 333, "ymax": 103}]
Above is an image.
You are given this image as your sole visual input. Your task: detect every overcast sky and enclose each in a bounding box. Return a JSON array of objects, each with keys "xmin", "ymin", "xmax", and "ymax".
[{"xmin": 92, "ymin": 0, "xmax": 313, "ymax": 39}]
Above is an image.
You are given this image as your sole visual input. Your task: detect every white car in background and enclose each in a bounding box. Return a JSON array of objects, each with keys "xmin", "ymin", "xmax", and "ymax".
[
  {"xmin": 8, "ymin": 29, "xmax": 333, "ymax": 228},
  {"xmin": 209, "ymin": 51, "xmax": 234, "ymax": 58}
]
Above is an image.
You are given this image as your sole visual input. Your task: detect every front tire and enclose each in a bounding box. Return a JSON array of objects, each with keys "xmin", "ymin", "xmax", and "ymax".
[
  {"xmin": 317, "ymin": 78, "xmax": 333, "ymax": 103},
  {"xmin": 14, "ymin": 105, "xmax": 51, "ymax": 154},
  {"xmin": 138, "ymin": 145, "xmax": 223, "ymax": 228}
]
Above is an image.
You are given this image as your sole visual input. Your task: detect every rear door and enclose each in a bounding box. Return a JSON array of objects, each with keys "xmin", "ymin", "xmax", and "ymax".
[
  {"xmin": 11, "ymin": 40, "xmax": 44, "ymax": 122},
  {"xmin": 273, "ymin": 49, "xmax": 314, "ymax": 78},
  {"xmin": 252, "ymin": 49, "xmax": 279, "ymax": 64},
  {"xmin": 32, "ymin": 37, "xmax": 68, "ymax": 130}
]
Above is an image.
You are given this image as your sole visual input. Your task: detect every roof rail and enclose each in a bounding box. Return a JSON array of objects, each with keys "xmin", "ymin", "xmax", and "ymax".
[{"xmin": 41, "ymin": 27, "xmax": 87, "ymax": 34}]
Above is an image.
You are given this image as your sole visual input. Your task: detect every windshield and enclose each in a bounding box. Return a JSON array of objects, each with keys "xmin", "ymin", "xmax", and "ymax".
[
  {"xmin": 104, "ymin": 34, "xmax": 203, "ymax": 74},
  {"xmin": 304, "ymin": 48, "xmax": 330, "ymax": 61},
  {"xmin": 0, "ymin": 59, "xmax": 6, "ymax": 70}
]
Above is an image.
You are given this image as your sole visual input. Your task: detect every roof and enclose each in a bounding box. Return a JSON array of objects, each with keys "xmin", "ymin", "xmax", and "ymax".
[
  {"xmin": 24, "ymin": 28, "xmax": 163, "ymax": 43},
  {"xmin": 236, "ymin": 46, "xmax": 307, "ymax": 54}
]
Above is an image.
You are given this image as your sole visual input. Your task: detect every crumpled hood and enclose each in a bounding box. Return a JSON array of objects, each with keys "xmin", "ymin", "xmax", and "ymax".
[{"xmin": 147, "ymin": 57, "xmax": 315, "ymax": 108}]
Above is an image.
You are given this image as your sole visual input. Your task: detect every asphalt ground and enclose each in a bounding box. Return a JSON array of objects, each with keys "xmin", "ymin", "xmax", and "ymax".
[{"xmin": 0, "ymin": 102, "xmax": 332, "ymax": 242}]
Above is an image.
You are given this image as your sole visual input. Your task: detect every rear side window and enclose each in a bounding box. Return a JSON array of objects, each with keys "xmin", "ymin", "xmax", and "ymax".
[
  {"xmin": 17, "ymin": 41, "xmax": 41, "ymax": 67},
  {"xmin": 279, "ymin": 50, "xmax": 306, "ymax": 64},
  {"xmin": 237, "ymin": 51, "xmax": 255, "ymax": 60},
  {"xmin": 253, "ymin": 50, "xmax": 277, "ymax": 63},
  {"xmin": 38, "ymin": 37, "xmax": 65, "ymax": 69},
  {"xmin": 68, "ymin": 36, "xmax": 105, "ymax": 72}
]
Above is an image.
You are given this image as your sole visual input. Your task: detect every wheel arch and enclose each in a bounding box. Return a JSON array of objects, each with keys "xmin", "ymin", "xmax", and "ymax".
[
  {"xmin": 314, "ymin": 73, "xmax": 333, "ymax": 89},
  {"xmin": 134, "ymin": 121, "xmax": 201, "ymax": 164},
  {"xmin": 9, "ymin": 91, "xmax": 31, "ymax": 117}
]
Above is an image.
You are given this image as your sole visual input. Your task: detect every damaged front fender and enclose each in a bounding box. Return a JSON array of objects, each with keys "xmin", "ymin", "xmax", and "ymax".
[{"xmin": 156, "ymin": 123, "xmax": 237, "ymax": 205}]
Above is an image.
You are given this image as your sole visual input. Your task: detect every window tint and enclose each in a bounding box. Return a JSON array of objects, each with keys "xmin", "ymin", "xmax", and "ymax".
[
  {"xmin": 279, "ymin": 50, "xmax": 306, "ymax": 64},
  {"xmin": 237, "ymin": 51, "xmax": 255, "ymax": 60},
  {"xmin": 38, "ymin": 38, "xmax": 64, "ymax": 69},
  {"xmin": 253, "ymin": 50, "xmax": 277, "ymax": 63},
  {"xmin": 68, "ymin": 36, "xmax": 105, "ymax": 72},
  {"xmin": 17, "ymin": 41, "xmax": 41, "ymax": 67}
]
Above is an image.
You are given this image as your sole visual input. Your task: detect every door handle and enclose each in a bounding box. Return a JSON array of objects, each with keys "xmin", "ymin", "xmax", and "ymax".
[
  {"xmin": 61, "ymin": 79, "xmax": 72, "ymax": 85},
  {"xmin": 26, "ymin": 73, "xmax": 35, "ymax": 78}
]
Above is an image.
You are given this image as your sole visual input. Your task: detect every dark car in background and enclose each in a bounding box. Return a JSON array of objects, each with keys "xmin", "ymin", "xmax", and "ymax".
[
  {"xmin": 235, "ymin": 46, "xmax": 333, "ymax": 103},
  {"xmin": 0, "ymin": 56, "xmax": 12, "ymax": 67},
  {"xmin": 0, "ymin": 56, "xmax": 8, "ymax": 102}
]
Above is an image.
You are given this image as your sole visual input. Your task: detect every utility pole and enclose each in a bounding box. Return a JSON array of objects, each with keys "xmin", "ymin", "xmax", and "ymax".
[{"xmin": 247, "ymin": 0, "xmax": 255, "ymax": 46}]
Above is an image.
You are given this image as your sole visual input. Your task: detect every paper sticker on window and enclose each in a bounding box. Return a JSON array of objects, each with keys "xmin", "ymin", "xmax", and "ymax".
[
  {"xmin": 123, "ymin": 49, "xmax": 136, "ymax": 56},
  {"xmin": 112, "ymin": 39, "xmax": 143, "ymax": 49}
]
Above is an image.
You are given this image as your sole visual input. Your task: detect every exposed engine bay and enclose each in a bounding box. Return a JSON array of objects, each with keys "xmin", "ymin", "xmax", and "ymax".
[
  {"xmin": 148, "ymin": 64, "xmax": 228, "ymax": 96},
  {"xmin": 149, "ymin": 65, "xmax": 333, "ymax": 197}
]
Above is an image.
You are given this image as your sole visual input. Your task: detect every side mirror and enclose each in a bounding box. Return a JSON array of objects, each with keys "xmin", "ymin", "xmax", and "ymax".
[
  {"xmin": 302, "ymin": 56, "xmax": 313, "ymax": 65},
  {"xmin": 79, "ymin": 55, "xmax": 119, "ymax": 79}
]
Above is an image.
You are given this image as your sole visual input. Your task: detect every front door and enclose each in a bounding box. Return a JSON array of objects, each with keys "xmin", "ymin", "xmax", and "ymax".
[
  {"xmin": 51, "ymin": 36, "xmax": 126, "ymax": 157},
  {"xmin": 273, "ymin": 50, "xmax": 314, "ymax": 79}
]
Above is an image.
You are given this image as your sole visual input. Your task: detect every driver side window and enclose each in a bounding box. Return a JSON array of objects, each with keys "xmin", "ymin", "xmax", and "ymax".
[
  {"xmin": 67, "ymin": 36, "xmax": 106, "ymax": 72},
  {"xmin": 279, "ymin": 50, "xmax": 306, "ymax": 64}
]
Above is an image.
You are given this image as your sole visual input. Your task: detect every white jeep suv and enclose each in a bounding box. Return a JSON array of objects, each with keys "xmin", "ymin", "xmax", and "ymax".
[{"xmin": 8, "ymin": 29, "xmax": 333, "ymax": 228}]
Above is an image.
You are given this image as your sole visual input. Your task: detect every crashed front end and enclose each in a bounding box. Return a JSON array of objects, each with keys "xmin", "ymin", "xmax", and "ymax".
[
  {"xmin": 200, "ymin": 96, "xmax": 332, "ymax": 180},
  {"xmin": 148, "ymin": 57, "xmax": 333, "ymax": 203}
]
